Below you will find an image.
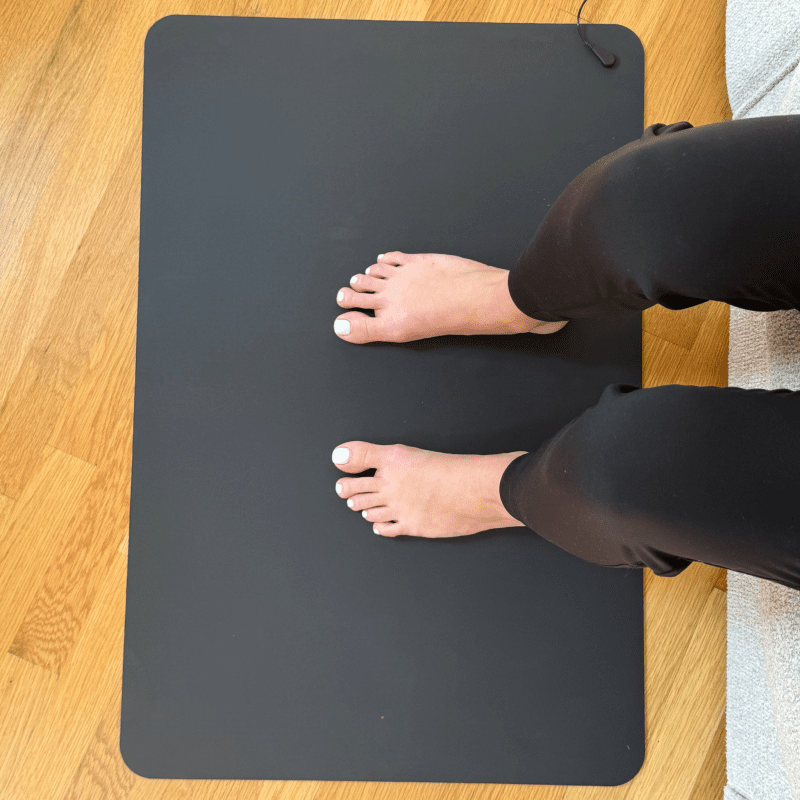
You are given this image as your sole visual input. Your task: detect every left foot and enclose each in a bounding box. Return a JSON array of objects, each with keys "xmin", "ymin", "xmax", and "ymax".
[
  {"xmin": 331, "ymin": 441, "xmax": 528, "ymax": 537},
  {"xmin": 334, "ymin": 252, "xmax": 568, "ymax": 344}
]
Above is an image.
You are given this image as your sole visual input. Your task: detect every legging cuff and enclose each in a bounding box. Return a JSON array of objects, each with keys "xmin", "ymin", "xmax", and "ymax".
[{"xmin": 499, "ymin": 451, "xmax": 538, "ymax": 524}]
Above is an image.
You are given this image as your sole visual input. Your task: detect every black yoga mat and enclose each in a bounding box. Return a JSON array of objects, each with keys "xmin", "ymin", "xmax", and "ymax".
[{"xmin": 121, "ymin": 14, "xmax": 646, "ymax": 785}]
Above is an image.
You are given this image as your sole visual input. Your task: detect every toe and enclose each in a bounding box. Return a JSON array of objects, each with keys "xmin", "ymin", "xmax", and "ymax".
[
  {"xmin": 361, "ymin": 506, "xmax": 394, "ymax": 523},
  {"xmin": 379, "ymin": 251, "xmax": 410, "ymax": 266},
  {"xmin": 333, "ymin": 311, "xmax": 388, "ymax": 344},
  {"xmin": 349, "ymin": 274, "xmax": 385, "ymax": 293},
  {"xmin": 373, "ymin": 521, "xmax": 403, "ymax": 537},
  {"xmin": 336, "ymin": 477, "xmax": 382, "ymax": 498},
  {"xmin": 338, "ymin": 286, "xmax": 380, "ymax": 309},
  {"xmin": 331, "ymin": 441, "xmax": 388, "ymax": 474},
  {"xmin": 366, "ymin": 262, "xmax": 396, "ymax": 278},
  {"xmin": 345, "ymin": 492, "xmax": 383, "ymax": 511}
]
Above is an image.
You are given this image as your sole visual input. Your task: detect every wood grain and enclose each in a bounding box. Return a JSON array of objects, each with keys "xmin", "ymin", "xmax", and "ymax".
[{"xmin": 0, "ymin": 0, "xmax": 731, "ymax": 797}]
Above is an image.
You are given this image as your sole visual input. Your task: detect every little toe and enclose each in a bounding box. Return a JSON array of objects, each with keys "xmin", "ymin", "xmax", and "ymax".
[
  {"xmin": 379, "ymin": 251, "xmax": 410, "ymax": 266},
  {"xmin": 373, "ymin": 521, "xmax": 403, "ymax": 537}
]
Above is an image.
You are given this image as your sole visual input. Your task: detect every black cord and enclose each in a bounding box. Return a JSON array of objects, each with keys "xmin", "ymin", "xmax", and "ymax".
[{"xmin": 576, "ymin": 0, "xmax": 617, "ymax": 68}]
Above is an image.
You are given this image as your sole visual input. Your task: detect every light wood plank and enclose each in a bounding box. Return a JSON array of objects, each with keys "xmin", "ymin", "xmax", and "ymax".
[
  {"xmin": 0, "ymin": 653, "xmax": 60, "ymax": 796},
  {"xmin": 0, "ymin": 446, "xmax": 96, "ymax": 652},
  {"xmin": 1, "ymin": 537, "xmax": 128, "ymax": 799},
  {"xmin": 687, "ymin": 710, "xmax": 727, "ymax": 800}
]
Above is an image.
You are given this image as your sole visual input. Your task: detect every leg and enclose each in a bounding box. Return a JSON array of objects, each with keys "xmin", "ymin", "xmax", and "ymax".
[
  {"xmin": 507, "ymin": 116, "xmax": 800, "ymax": 322},
  {"xmin": 499, "ymin": 383, "xmax": 800, "ymax": 591}
]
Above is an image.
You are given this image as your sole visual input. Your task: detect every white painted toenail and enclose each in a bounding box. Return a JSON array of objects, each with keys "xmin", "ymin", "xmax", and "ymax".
[
  {"xmin": 362, "ymin": 510, "xmax": 369, "ymax": 518},
  {"xmin": 350, "ymin": 275, "xmax": 358, "ymax": 284},
  {"xmin": 337, "ymin": 291, "xmax": 344, "ymax": 302},
  {"xmin": 347, "ymin": 499, "xmax": 354, "ymax": 508},
  {"xmin": 332, "ymin": 447, "xmax": 350, "ymax": 464},
  {"xmin": 374, "ymin": 525, "xmax": 381, "ymax": 534},
  {"xmin": 365, "ymin": 267, "xmax": 370, "ymax": 274},
  {"xmin": 334, "ymin": 320, "xmax": 350, "ymax": 335},
  {"xmin": 378, "ymin": 254, "xmax": 384, "ymax": 260},
  {"xmin": 336, "ymin": 483, "xmax": 342, "ymax": 494}
]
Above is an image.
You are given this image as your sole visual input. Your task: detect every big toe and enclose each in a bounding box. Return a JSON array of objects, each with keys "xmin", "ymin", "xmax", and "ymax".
[
  {"xmin": 331, "ymin": 441, "xmax": 385, "ymax": 473},
  {"xmin": 334, "ymin": 312, "xmax": 386, "ymax": 344}
]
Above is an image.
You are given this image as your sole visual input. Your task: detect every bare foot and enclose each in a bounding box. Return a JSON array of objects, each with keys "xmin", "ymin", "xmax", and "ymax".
[
  {"xmin": 331, "ymin": 441, "xmax": 528, "ymax": 538},
  {"xmin": 333, "ymin": 251, "xmax": 569, "ymax": 343}
]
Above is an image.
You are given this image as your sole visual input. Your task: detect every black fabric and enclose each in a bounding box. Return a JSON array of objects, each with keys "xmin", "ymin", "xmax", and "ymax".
[
  {"xmin": 501, "ymin": 116, "xmax": 800, "ymax": 591},
  {"xmin": 500, "ymin": 384, "xmax": 800, "ymax": 590},
  {"xmin": 507, "ymin": 115, "xmax": 800, "ymax": 321}
]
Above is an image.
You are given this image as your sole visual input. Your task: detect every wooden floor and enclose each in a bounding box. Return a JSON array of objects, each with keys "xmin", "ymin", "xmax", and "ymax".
[{"xmin": 0, "ymin": 0, "xmax": 731, "ymax": 797}]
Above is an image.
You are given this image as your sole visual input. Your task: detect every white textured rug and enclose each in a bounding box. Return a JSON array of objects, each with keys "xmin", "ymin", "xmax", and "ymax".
[
  {"xmin": 726, "ymin": 309, "xmax": 800, "ymax": 800},
  {"xmin": 724, "ymin": 2, "xmax": 800, "ymax": 798}
]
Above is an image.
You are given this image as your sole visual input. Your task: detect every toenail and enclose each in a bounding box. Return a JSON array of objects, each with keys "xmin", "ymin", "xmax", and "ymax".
[
  {"xmin": 336, "ymin": 482, "xmax": 342, "ymax": 494},
  {"xmin": 332, "ymin": 447, "xmax": 350, "ymax": 464},
  {"xmin": 374, "ymin": 525, "xmax": 381, "ymax": 534},
  {"xmin": 350, "ymin": 275, "xmax": 358, "ymax": 284},
  {"xmin": 334, "ymin": 320, "xmax": 350, "ymax": 335},
  {"xmin": 362, "ymin": 510, "xmax": 369, "ymax": 519},
  {"xmin": 337, "ymin": 290, "xmax": 344, "ymax": 302},
  {"xmin": 377, "ymin": 254, "xmax": 384, "ymax": 260},
  {"xmin": 365, "ymin": 267, "xmax": 370, "ymax": 274},
  {"xmin": 347, "ymin": 499, "xmax": 354, "ymax": 508}
]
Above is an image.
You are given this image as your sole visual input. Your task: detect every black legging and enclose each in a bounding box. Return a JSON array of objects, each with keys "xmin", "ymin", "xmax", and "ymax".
[{"xmin": 498, "ymin": 115, "xmax": 800, "ymax": 592}]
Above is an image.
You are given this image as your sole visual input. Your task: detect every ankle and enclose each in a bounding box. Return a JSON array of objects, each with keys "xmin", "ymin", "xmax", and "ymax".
[{"xmin": 495, "ymin": 271, "xmax": 550, "ymax": 334}]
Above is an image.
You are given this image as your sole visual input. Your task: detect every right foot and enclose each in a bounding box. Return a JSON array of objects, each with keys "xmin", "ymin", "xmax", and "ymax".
[{"xmin": 333, "ymin": 251, "xmax": 569, "ymax": 344}]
